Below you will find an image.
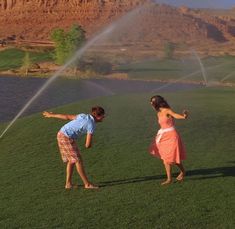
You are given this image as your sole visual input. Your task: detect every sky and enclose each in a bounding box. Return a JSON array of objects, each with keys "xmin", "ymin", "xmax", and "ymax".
[{"xmin": 154, "ymin": 0, "xmax": 235, "ymax": 9}]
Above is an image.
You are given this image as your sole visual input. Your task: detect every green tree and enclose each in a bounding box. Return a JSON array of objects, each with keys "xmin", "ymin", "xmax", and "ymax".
[
  {"xmin": 50, "ymin": 28, "xmax": 67, "ymax": 65},
  {"xmin": 21, "ymin": 52, "xmax": 32, "ymax": 76},
  {"xmin": 51, "ymin": 24, "xmax": 86, "ymax": 65},
  {"xmin": 164, "ymin": 42, "xmax": 175, "ymax": 59}
]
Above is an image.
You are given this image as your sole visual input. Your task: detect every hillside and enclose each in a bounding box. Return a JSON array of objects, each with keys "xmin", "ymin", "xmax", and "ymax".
[
  {"xmin": 0, "ymin": 0, "xmax": 147, "ymax": 40},
  {"xmin": 1, "ymin": 1, "xmax": 235, "ymax": 56}
]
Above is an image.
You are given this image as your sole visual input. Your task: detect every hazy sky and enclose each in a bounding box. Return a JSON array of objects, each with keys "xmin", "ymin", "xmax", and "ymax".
[{"xmin": 154, "ymin": 0, "xmax": 235, "ymax": 9}]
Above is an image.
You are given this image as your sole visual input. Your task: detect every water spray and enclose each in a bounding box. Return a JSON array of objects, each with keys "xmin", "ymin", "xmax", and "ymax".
[
  {"xmin": 191, "ymin": 49, "xmax": 208, "ymax": 86},
  {"xmin": 221, "ymin": 70, "xmax": 235, "ymax": 82},
  {"xmin": 84, "ymin": 80, "xmax": 115, "ymax": 96},
  {"xmin": 0, "ymin": 4, "xmax": 149, "ymax": 139},
  {"xmin": 150, "ymin": 72, "xmax": 204, "ymax": 93},
  {"xmin": 0, "ymin": 26, "xmax": 116, "ymax": 139}
]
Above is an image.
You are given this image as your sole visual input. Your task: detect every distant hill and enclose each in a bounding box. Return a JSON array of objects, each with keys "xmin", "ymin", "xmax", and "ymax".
[
  {"xmin": 0, "ymin": 0, "xmax": 146, "ymax": 40},
  {"xmin": 1, "ymin": 0, "xmax": 235, "ymax": 56}
]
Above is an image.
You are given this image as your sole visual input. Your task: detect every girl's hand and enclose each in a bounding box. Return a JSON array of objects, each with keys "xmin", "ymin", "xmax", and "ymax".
[{"xmin": 183, "ymin": 110, "xmax": 189, "ymax": 119}]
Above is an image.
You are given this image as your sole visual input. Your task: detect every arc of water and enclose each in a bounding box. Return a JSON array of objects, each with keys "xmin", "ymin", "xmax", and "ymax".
[
  {"xmin": 0, "ymin": 4, "xmax": 149, "ymax": 139},
  {"xmin": 150, "ymin": 71, "xmax": 204, "ymax": 93},
  {"xmin": 0, "ymin": 28, "xmax": 115, "ymax": 139},
  {"xmin": 84, "ymin": 80, "xmax": 115, "ymax": 96},
  {"xmin": 191, "ymin": 49, "xmax": 208, "ymax": 86},
  {"xmin": 186, "ymin": 57, "xmax": 234, "ymax": 84},
  {"xmin": 221, "ymin": 70, "xmax": 235, "ymax": 82},
  {"xmin": 181, "ymin": 61, "xmax": 230, "ymax": 81}
]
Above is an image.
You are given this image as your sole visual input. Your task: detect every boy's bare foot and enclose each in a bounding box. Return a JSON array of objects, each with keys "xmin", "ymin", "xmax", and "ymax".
[
  {"xmin": 161, "ymin": 179, "xmax": 172, "ymax": 186},
  {"xmin": 65, "ymin": 184, "xmax": 73, "ymax": 189},
  {"xmin": 84, "ymin": 183, "xmax": 99, "ymax": 189},
  {"xmin": 176, "ymin": 172, "xmax": 185, "ymax": 182},
  {"xmin": 65, "ymin": 184, "xmax": 79, "ymax": 190}
]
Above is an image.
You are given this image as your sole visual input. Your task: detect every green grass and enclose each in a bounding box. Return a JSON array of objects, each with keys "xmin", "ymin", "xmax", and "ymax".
[
  {"xmin": 0, "ymin": 48, "xmax": 53, "ymax": 71},
  {"xmin": 0, "ymin": 88, "xmax": 235, "ymax": 228},
  {"xmin": 116, "ymin": 56, "xmax": 235, "ymax": 83},
  {"xmin": 116, "ymin": 59, "xmax": 184, "ymax": 81},
  {"xmin": 1, "ymin": 48, "xmax": 235, "ymax": 84}
]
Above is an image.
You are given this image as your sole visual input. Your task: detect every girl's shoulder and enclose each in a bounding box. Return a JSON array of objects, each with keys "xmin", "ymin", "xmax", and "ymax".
[
  {"xmin": 158, "ymin": 108, "xmax": 173, "ymax": 119},
  {"xmin": 159, "ymin": 107, "xmax": 170, "ymax": 113}
]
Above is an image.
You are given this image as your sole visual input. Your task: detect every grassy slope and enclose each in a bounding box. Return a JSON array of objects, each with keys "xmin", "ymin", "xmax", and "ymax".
[
  {"xmin": 0, "ymin": 48, "xmax": 52, "ymax": 71},
  {"xmin": 0, "ymin": 88, "xmax": 235, "ymax": 228},
  {"xmin": 116, "ymin": 56, "xmax": 235, "ymax": 83},
  {"xmin": 1, "ymin": 48, "xmax": 235, "ymax": 84}
]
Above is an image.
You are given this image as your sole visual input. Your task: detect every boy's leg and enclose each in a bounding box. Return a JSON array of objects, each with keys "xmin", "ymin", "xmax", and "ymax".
[
  {"xmin": 175, "ymin": 163, "xmax": 185, "ymax": 181},
  {"xmin": 161, "ymin": 162, "xmax": 172, "ymax": 185},
  {"xmin": 65, "ymin": 162, "xmax": 74, "ymax": 189},
  {"xmin": 75, "ymin": 157, "xmax": 98, "ymax": 189}
]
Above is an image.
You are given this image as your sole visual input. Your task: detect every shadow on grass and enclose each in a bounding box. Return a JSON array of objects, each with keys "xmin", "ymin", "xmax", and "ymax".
[
  {"xmin": 99, "ymin": 166, "xmax": 235, "ymax": 187},
  {"xmin": 186, "ymin": 166, "xmax": 235, "ymax": 180},
  {"xmin": 99, "ymin": 174, "xmax": 165, "ymax": 187}
]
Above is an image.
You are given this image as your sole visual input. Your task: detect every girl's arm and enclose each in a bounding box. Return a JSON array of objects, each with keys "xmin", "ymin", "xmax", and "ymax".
[
  {"xmin": 42, "ymin": 111, "xmax": 76, "ymax": 120},
  {"xmin": 166, "ymin": 109, "xmax": 188, "ymax": 119}
]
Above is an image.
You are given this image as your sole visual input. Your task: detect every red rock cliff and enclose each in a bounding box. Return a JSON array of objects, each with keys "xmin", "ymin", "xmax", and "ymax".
[
  {"xmin": 0, "ymin": 0, "xmax": 147, "ymax": 40},
  {"xmin": 0, "ymin": 0, "xmax": 235, "ymax": 46}
]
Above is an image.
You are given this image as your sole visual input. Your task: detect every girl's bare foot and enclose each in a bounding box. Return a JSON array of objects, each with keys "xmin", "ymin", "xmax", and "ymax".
[
  {"xmin": 176, "ymin": 172, "xmax": 185, "ymax": 182},
  {"xmin": 84, "ymin": 183, "xmax": 99, "ymax": 189},
  {"xmin": 161, "ymin": 179, "xmax": 172, "ymax": 186}
]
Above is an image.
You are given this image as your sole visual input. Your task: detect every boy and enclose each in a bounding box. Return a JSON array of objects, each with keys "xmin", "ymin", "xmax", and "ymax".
[{"xmin": 43, "ymin": 106, "xmax": 105, "ymax": 189}]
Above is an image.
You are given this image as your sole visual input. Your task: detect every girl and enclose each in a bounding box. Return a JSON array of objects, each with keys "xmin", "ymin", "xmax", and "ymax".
[{"xmin": 149, "ymin": 95, "xmax": 188, "ymax": 185}]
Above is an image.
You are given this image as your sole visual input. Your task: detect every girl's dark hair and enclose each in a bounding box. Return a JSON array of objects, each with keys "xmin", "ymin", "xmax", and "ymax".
[
  {"xmin": 91, "ymin": 106, "xmax": 105, "ymax": 117},
  {"xmin": 150, "ymin": 95, "xmax": 170, "ymax": 111}
]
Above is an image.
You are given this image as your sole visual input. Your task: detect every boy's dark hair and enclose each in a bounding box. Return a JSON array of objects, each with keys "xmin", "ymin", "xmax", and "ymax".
[
  {"xmin": 150, "ymin": 95, "xmax": 170, "ymax": 111},
  {"xmin": 91, "ymin": 106, "xmax": 105, "ymax": 117}
]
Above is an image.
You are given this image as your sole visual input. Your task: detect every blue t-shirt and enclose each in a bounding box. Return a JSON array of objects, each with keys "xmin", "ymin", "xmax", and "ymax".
[{"xmin": 60, "ymin": 114, "xmax": 95, "ymax": 139}]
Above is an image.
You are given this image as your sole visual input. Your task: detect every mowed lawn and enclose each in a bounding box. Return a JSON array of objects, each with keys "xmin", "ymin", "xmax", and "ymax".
[
  {"xmin": 0, "ymin": 48, "xmax": 52, "ymax": 71},
  {"xmin": 0, "ymin": 87, "xmax": 234, "ymax": 228},
  {"xmin": 116, "ymin": 56, "xmax": 235, "ymax": 84}
]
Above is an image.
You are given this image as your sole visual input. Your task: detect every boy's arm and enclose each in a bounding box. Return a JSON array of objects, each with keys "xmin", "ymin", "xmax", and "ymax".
[
  {"xmin": 85, "ymin": 133, "xmax": 93, "ymax": 148},
  {"xmin": 167, "ymin": 109, "xmax": 188, "ymax": 120},
  {"xmin": 42, "ymin": 111, "xmax": 76, "ymax": 120}
]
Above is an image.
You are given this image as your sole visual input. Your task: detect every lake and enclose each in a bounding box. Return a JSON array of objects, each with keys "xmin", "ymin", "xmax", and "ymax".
[{"xmin": 0, "ymin": 76, "xmax": 202, "ymax": 122}]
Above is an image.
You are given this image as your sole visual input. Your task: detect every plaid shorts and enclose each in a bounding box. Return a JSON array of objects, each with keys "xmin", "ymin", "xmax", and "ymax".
[{"xmin": 57, "ymin": 131, "xmax": 81, "ymax": 163}]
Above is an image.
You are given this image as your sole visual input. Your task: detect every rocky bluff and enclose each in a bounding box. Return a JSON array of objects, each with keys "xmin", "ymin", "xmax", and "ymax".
[
  {"xmin": 0, "ymin": 0, "xmax": 235, "ymax": 50},
  {"xmin": 0, "ymin": 0, "xmax": 146, "ymax": 40}
]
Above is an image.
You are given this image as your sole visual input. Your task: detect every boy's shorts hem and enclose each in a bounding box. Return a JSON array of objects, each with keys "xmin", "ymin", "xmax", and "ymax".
[{"xmin": 57, "ymin": 131, "xmax": 81, "ymax": 163}]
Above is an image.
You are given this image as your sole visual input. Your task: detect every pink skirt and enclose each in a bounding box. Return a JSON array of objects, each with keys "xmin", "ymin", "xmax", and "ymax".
[
  {"xmin": 57, "ymin": 131, "xmax": 81, "ymax": 164},
  {"xmin": 149, "ymin": 129, "xmax": 186, "ymax": 164}
]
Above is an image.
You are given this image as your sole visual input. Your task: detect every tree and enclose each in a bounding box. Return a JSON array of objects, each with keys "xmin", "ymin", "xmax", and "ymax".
[
  {"xmin": 21, "ymin": 52, "xmax": 32, "ymax": 76},
  {"xmin": 164, "ymin": 41, "xmax": 175, "ymax": 59},
  {"xmin": 50, "ymin": 28, "xmax": 67, "ymax": 65},
  {"xmin": 51, "ymin": 24, "xmax": 86, "ymax": 65}
]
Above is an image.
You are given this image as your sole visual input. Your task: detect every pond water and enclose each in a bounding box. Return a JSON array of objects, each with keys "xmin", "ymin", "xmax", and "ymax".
[{"xmin": 0, "ymin": 76, "xmax": 202, "ymax": 122}]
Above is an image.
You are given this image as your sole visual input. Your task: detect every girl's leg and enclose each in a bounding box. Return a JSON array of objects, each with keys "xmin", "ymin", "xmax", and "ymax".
[
  {"xmin": 75, "ymin": 156, "xmax": 98, "ymax": 189},
  {"xmin": 175, "ymin": 163, "xmax": 185, "ymax": 181},
  {"xmin": 65, "ymin": 162, "xmax": 75, "ymax": 189},
  {"xmin": 161, "ymin": 162, "xmax": 172, "ymax": 185}
]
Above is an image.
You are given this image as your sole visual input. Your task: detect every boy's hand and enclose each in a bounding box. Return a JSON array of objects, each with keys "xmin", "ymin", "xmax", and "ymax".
[
  {"xmin": 183, "ymin": 110, "xmax": 189, "ymax": 119},
  {"xmin": 42, "ymin": 111, "xmax": 53, "ymax": 118}
]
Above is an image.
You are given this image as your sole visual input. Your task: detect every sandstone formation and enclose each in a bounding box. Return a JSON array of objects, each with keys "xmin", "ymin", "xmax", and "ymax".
[
  {"xmin": 178, "ymin": 7, "xmax": 235, "ymax": 41},
  {"xmin": 0, "ymin": 0, "xmax": 235, "ymax": 52},
  {"xmin": 0, "ymin": 0, "xmax": 147, "ymax": 40}
]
